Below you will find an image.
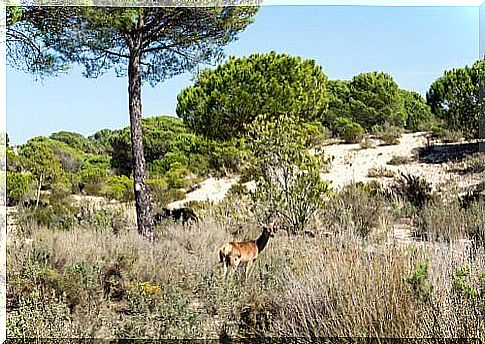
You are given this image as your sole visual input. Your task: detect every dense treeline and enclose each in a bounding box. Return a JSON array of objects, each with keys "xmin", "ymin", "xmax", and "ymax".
[
  {"xmin": 7, "ymin": 53, "xmax": 484, "ymax": 213},
  {"xmin": 6, "ymin": 116, "xmax": 243, "ymax": 212}
]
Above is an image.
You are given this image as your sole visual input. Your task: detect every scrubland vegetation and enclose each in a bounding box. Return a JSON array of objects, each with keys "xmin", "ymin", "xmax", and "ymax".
[
  {"xmin": 6, "ymin": 179, "xmax": 485, "ymax": 338},
  {"xmin": 5, "ymin": 50, "xmax": 485, "ymax": 338}
]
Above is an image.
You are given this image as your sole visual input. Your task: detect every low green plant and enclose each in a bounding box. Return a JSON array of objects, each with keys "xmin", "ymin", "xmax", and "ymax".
[
  {"xmin": 404, "ymin": 258, "xmax": 433, "ymax": 304},
  {"xmin": 387, "ymin": 155, "xmax": 412, "ymax": 166},
  {"xmin": 100, "ymin": 175, "xmax": 134, "ymax": 202},
  {"xmin": 332, "ymin": 117, "xmax": 365, "ymax": 143},
  {"xmin": 6, "ymin": 171, "xmax": 35, "ymax": 206}
]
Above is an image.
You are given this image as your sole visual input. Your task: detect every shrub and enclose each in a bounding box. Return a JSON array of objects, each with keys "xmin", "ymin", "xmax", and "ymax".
[
  {"xmin": 100, "ymin": 175, "xmax": 134, "ymax": 202},
  {"xmin": 7, "ymin": 171, "xmax": 35, "ymax": 206},
  {"xmin": 415, "ymin": 196, "xmax": 484, "ymax": 243},
  {"xmin": 393, "ymin": 173, "xmax": 433, "ymax": 212},
  {"xmin": 367, "ymin": 166, "xmax": 395, "ymax": 178},
  {"xmin": 359, "ymin": 135, "xmax": 375, "ymax": 149},
  {"xmin": 374, "ymin": 123, "xmax": 402, "ymax": 145},
  {"xmin": 247, "ymin": 114, "xmax": 331, "ymax": 235},
  {"xmin": 332, "ymin": 117, "xmax": 364, "ymax": 143},
  {"xmin": 387, "ymin": 155, "xmax": 412, "ymax": 166},
  {"xmin": 321, "ymin": 182, "xmax": 387, "ymax": 238}
]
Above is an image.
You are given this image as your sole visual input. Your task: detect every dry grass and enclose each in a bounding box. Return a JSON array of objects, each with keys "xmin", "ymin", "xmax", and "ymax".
[{"xmin": 6, "ymin": 189, "xmax": 485, "ymax": 339}]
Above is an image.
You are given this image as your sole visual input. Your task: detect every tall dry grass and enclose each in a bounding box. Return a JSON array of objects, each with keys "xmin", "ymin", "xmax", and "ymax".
[{"xmin": 6, "ymin": 188, "xmax": 485, "ymax": 339}]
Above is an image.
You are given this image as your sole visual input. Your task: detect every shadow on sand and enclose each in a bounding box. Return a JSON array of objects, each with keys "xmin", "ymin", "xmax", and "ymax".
[{"xmin": 414, "ymin": 142, "xmax": 480, "ymax": 164}]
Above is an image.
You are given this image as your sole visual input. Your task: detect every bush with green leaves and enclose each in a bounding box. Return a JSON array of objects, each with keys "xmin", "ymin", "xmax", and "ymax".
[
  {"xmin": 18, "ymin": 138, "xmax": 68, "ymax": 204},
  {"xmin": 100, "ymin": 175, "xmax": 134, "ymax": 202},
  {"xmin": 50, "ymin": 131, "xmax": 99, "ymax": 154},
  {"xmin": 177, "ymin": 51, "xmax": 329, "ymax": 140},
  {"xmin": 105, "ymin": 115, "xmax": 238, "ymax": 177},
  {"xmin": 73, "ymin": 155, "xmax": 111, "ymax": 194},
  {"xmin": 427, "ymin": 59, "xmax": 485, "ymax": 139},
  {"xmin": 247, "ymin": 114, "xmax": 331, "ymax": 235},
  {"xmin": 326, "ymin": 73, "xmax": 409, "ymax": 132},
  {"xmin": 331, "ymin": 117, "xmax": 364, "ymax": 143},
  {"xmin": 6, "ymin": 146, "xmax": 21, "ymax": 172},
  {"xmin": 6, "ymin": 171, "xmax": 35, "ymax": 206}
]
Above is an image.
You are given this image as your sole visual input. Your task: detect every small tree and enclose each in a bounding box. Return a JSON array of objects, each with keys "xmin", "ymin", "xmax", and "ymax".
[
  {"xmin": 247, "ymin": 114, "xmax": 331, "ymax": 235},
  {"xmin": 19, "ymin": 138, "xmax": 65, "ymax": 207}
]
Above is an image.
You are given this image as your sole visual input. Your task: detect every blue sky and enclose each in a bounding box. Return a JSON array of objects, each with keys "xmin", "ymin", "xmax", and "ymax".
[{"xmin": 7, "ymin": 5, "xmax": 480, "ymax": 145}]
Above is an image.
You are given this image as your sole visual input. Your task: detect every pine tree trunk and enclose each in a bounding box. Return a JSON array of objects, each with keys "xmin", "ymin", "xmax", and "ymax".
[{"xmin": 128, "ymin": 29, "xmax": 154, "ymax": 240}]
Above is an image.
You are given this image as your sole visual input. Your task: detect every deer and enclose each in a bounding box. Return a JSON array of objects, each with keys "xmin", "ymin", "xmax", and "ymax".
[{"xmin": 218, "ymin": 218, "xmax": 277, "ymax": 279}]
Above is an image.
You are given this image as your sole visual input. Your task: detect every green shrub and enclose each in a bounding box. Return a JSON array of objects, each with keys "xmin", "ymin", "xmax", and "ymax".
[
  {"xmin": 332, "ymin": 117, "xmax": 364, "ymax": 143},
  {"xmin": 100, "ymin": 175, "xmax": 134, "ymax": 202},
  {"xmin": 404, "ymin": 258, "xmax": 433, "ymax": 304},
  {"xmin": 374, "ymin": 123, "xmax": 402, "ymax": 145},
  {"xmin": 7, "ymin": 171, "xmax": 35, "ymax": 206},
  {"xmin": 387, "ymin": 155, "xmax": 412, "ymax": 165},
  {"xmin": 165, "ymin": 163, "xmax": 190, "ymax": 189},
  {"xmin": 247, "ymin": 114, "xmax": 331, "ymax": 234},
  {"xmin": 50, "ymin": 131, "xmax": 99, "ymax": 154}
]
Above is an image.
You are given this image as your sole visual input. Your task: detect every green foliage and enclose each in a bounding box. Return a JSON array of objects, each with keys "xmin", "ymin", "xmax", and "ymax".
[
  {"xmin": 10, "ymin": 6, "xmax": 258, "ymax": 84},
  {"xmin": 100, "ymin": 175, "xmax": 134, "ymax": 202},
  {"xmin": 178, "ymin": 52, "xmax": 329, "ymax": 140},
  {"xmin": 326, "ymin": 79, "xmax": 351, "ymax": 125},
  {"xmin": 326, "ymin": 73, "xmax": 407, "ymax": 132},
  {"xmin": 108, "ymin": 115, "xmax": 242, "ymax": 177},
  {"xmin": 7, "ymin": 146, "xmax": 21, "ymax": 172},
  {"xmin": 427, "ymin": 59, "xmax": 485, "ymax": 139},
  {"xmin": 348, "ymin": 72, "xmax": 406, "ymax": 130},
  {"xmin": 27, "ymin": 195, "xmax": 79, "ymax": 230},
  {"xmin": 50, "ymin": 131, "xmax": 99, "ymax": 154},
  {"xmin": 404, "ymin": 258, "xmax": 433, "ymax": 304},
  {"xmin": 247, "ymin": 114, "xmax": 331, "ymax": 234},
  {"xmin": 109, "ymin": 116, "xmax": 190, "ymax": 176},
  {"xmin": 88, "ymin": 128, "xmax": 116, "ymax": 155},
  {"xmin": 19, "ymin": 138, "xmax": 66, "ymax": 189},
  {"xmin": 452, "ymin": 266, "xmax": 478, "ymax": 299},
  {"xmin": 332, "ymin": 117, "xmax": 364, "ymax": 143},
  {"xmin": 6, "ymin": 171, "xmax": 35, "ymax": 206},
  {"xmin": 400, "ymin": 90, "xmax": 432, "ymax": 131}
]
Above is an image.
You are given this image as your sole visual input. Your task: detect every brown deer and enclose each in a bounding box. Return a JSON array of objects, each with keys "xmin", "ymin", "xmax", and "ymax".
[{"xmin": 218, "ymin": 219, "xmax": 277, "ymax": 279}]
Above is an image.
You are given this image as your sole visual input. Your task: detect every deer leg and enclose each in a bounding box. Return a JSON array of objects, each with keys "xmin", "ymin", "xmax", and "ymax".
[
  {"xmin": 245, "ymin": 260, "xmax": 253, "ymax": 280},
  {"xmin": 223, "ymin": 260, "xmax": 228, "ymax": 278}
]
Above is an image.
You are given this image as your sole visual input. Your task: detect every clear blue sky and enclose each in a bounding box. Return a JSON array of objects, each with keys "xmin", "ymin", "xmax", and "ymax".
[{"xmin": 7, "ymin": 5, "xmax": 480, "ymax": 145}]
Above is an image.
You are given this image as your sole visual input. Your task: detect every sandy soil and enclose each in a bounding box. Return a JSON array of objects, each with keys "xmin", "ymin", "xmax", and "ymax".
[
  {"xmin": 321, "ymin": 132, "xmax": 482, "ymax": 191},
  {"xmin": 171, "ymin": 132, "xmax": 483, "ymax": 207},
  {"xmin": 167, "ymin": 177, "xmax": 239, "ymax": 209}
]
